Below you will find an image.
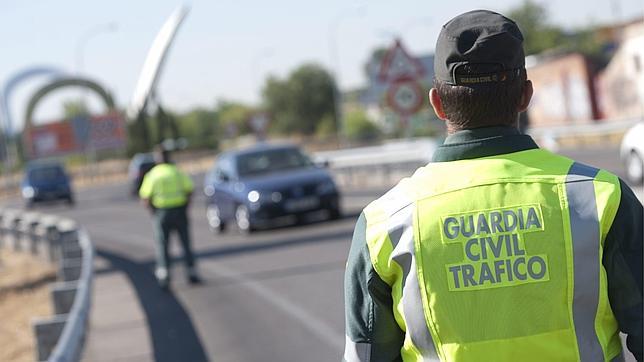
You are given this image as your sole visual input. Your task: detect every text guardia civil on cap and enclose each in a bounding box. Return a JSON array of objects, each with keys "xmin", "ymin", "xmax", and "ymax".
[{"xmin": 434, "ymin": 10, "xmax": 525, "ymax": 86}]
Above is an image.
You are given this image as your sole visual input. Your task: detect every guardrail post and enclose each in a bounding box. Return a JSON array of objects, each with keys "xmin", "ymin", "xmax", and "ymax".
[
  {"xmin": 18, "ymin": 213, "xmax": 40, "ymax": 255},
  {"xmin": 45, "ymin": 223, "xmax": 61, "ymax": 262},
  {"xmin": 32, "ymin": 315, "xmax": 68, "ymax": 362},
  {"xmin": 0, "ymin": 211, "xmax": 5, "ymax": 249},
  {"xmin": 51, "ymin": 281, "xmax": 78, "ymax": 315},
  {"xmin": 28, "ymin": 216, "xmax": 41, "ymax": 255},
  {"xmin": 59, "ymin": 259, "xmax": 83, "ymax": 282},
  {"xmin": 11, "ymin": 213, "xmax": 22, "ymax": 251}
]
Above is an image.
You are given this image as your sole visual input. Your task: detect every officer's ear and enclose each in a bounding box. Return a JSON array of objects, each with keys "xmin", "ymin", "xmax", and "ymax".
[
  {"xmin": 429, "ymin": 88, "xmax": 447, "ymax": 121},
  {"xmin": 517, "ymin": 80, "xmax": 533, "ymax": 113}
]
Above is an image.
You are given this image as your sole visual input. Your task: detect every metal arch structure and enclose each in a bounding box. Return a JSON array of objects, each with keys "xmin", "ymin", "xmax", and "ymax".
[
  {"xmin": 0, "ymin": 66, "xmax": 66, "ymax": 165},
  {"xmin": 23, "ymin": 77, "xmax": 116, "ymax": 130},
  {"xmin": 1, "ymin": 66, "xmax": 66, "ymax": 136},
  {"xmin": 127, "ymin": 5, "xmax": 190, "ymax": 121}
]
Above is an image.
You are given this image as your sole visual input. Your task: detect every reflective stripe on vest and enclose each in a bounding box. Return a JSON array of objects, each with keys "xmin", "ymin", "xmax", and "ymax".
[
  {"xmin": 389, "ymin": 203, "xmax": 439, "ymax": 360},
  {"xmin": 566, "ymin": 162, "xmax": 603, "ymax": 361}
]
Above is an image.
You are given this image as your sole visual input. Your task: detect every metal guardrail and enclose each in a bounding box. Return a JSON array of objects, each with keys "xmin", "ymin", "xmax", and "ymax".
[
  {"xmin": 48, "ymin": 229, "xmax": 94, "ymax": 362},
  {"xmin": 527, "ymin": 117, "xmax": 641, "ymax": 140},
  {"xmin": 313, "ymin": 138, "xmax": 439, "ymax": 188},
  {"xmin": 0, "ymin": 209, "xmax": 94, "ymax": 362}
]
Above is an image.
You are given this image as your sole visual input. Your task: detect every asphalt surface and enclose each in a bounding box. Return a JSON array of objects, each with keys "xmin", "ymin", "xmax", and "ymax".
[{"xmin": 8, "ymin": 146, "xmax": 642, "ymax": 362}]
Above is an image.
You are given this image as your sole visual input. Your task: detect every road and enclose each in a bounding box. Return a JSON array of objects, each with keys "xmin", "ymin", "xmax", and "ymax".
[{"xmin": 10, "ymin": 146, "xmax": 642, "ymax": 361}]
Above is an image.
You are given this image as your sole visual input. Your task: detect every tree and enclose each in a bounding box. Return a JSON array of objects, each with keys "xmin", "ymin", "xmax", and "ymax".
[
  {"xmin": 262, "ymin": 63, "xmax": 336, "ymax": 135},
  {"xmin": 62, "ymin": 99, "xmax": 89, "ymax": 119},
  {"xmin": 344, "ymin": 109, "xmax": 381, "ymax": 142},
  {"xmin": 217, "ymin": 100, "xmax": 254, "ymax": 136},
  {"xmin": 508, "ymin": 1, "xmax": 605, "ymax": 59},
  {"xmin": 178, "ymin": 108, "xmax": 220, "ymax": 149},
  {"xmin": 508, "ymin": 0, "xmax": 565, "ymax": 56}
]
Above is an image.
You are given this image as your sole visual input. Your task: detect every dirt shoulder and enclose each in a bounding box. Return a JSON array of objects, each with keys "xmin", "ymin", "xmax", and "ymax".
[{"xmin": 0, "ymin": 248, "xmax": 56, "ymax": 362}]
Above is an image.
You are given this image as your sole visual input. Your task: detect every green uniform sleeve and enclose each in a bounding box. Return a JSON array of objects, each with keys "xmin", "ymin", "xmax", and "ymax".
[
  {"xmin": 344, "ymin": 212, "xmax": 404, "ymax": 361},
  {"xmin": 603, "ymin": 179, "xmax": 643, "ymax": 360},
  {"xmin": 138, "ymin": 169, "xmax": 155, "ymax": 199}
]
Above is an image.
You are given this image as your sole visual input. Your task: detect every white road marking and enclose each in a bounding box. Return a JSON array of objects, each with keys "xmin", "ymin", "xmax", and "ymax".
[{"xmin": 201, "ymin": 261, "xmax": 345, "ymax": 351}]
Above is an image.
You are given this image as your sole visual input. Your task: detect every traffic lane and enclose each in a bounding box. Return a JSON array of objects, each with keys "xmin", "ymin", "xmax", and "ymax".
[
  {"xmin": 41, "ymin": 177, "xmax": 372, "ymax": 361},
  {"xmin": 88, "ymin": 217, "xmax": 350, "ymax": 362},
  {"xmin": 175, "ymin": 201, "xmax": 360, "ymax": 360}
]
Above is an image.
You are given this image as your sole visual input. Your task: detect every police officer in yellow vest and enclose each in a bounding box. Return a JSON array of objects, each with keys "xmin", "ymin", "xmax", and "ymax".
[
  {"xmin": 140, "ymin": 146, "xmax": 201, "ymax": 288},
  {"xmin": 344, "ymin": 10, "xmax": 643, "ymax": 362}
]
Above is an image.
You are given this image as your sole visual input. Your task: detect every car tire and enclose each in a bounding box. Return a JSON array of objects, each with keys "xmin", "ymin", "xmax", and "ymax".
[
  {"xmin": 206, "ymin": 204, "xmax": 226, "ymax": 234},
  {"xmin": 626, "ymin": 150, "xmax": 644, "ymax": 185},
  {"xmin": 66, "ymin": 196, "xmax": 75, "ymax": 207},
  {"xmin": 235, "ymin": 204, "xmax": 254, "ymax": 234},
  {"xmin": 328, "ymin": 206, "xmax": 342, "ymax": 220}
]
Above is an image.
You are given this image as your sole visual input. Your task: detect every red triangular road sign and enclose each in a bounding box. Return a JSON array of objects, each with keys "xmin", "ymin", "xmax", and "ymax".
[{"xmin": 378, "ymin": 39, "xmax": 425, "ymax": 82}]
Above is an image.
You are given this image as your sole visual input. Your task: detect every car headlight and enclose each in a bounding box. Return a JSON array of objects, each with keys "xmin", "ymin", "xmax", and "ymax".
[
  {"xmin": 316, "ymin": 180, "xmax": 336, "ymax": 194},
  {"xmin": 204, "ymin": 185, "xmax": 215, "ymax": 197},
  {"xmin": 248, "ymin": 190, "xmax": 283, "ymax": 203},
  {"xmin": 22, "ymin": 186, "xmax": 35, "ymax": 198},
  {"xmin": 247, "ymin": 190, "xmax": 260, "ymax": 203}
]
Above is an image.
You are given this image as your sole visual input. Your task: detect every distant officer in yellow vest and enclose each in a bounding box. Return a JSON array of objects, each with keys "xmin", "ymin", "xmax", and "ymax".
[
  {"xmin": 140, "ymin": 146, "xmax": 201, "ymax": 288},
  {"xmin": 344, "ymin": 10, "xmax": 643, "ymax": 361}
]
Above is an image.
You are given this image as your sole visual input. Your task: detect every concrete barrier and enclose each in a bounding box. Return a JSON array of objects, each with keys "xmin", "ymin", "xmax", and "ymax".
[{"xmin": 0, "ymin": 209, "xmax": 94, "ymax": 362}]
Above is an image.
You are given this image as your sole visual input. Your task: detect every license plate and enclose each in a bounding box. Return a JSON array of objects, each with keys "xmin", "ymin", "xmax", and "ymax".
[{"xmin": 285, "ymin": 197, "xmax": 319, "ymax": 212}]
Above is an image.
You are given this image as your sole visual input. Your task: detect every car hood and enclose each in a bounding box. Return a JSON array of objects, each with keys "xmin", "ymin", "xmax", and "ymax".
[{"xmin": 241, "ymin": 167, "xmax": 333, "ymax": 191}]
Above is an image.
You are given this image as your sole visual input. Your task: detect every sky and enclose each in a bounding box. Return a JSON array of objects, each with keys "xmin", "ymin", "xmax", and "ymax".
[{"xmin": 0, "ymin": 0, "xmax": 642, "ymax": 130}]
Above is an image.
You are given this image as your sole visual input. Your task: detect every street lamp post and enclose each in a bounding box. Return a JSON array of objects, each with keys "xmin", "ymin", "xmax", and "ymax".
[
  {"xmin": 328, "ymin": 5, "xmax": 365, "ymax": 146},
  {"xmin": 74, "ymin": 22, "xmax": 117, "ymax": 172},
  {"xmin": 75, "ymin": 22, "xmax": 118, "ymax": 76}
]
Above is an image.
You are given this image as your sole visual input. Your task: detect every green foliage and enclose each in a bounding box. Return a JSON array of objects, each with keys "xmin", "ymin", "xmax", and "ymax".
[
  {"xmin": 62, "ymin": 99, "xmax": 90, "ymax": 119},
  {"xmin": 508, "ymin": 1, "xmax": 604, "ymax": 59},
  {"xmin": 344, "ymin": 109, "xmax": 381, "ymax": 142},
  {"xmin": 315, "ymin": 114, "xmax": 337, "ymax": 138},
  {"xmin": 508, "ymin": 0, "xmax": 565, "ymax": 56},
  {"xmin": 262, "ymin": 63, "xmax": 336, "ymax": 135},
  {"xmin": 177, "ymin": 108, "xmax": 220, "ymax": 149},
  {"xmin": 217, "ymin": 100, "xmax": 254, "ymax": 136}
]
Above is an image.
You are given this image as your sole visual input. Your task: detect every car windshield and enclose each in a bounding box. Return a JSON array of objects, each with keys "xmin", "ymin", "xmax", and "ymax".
[
  {"xmin": 237, "ymin": 148, "xmax": 313, "ymax": 177},
  {"xmin": 28, "ymin": 166, "xmax": 66, "ymax": 182}
]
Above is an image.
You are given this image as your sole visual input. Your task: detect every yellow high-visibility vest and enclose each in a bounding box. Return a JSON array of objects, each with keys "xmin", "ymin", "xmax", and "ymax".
[
  {"xmin": 139, "ymin": 164, "xmax": 193, "ymax": 208},
  {"xmin": 363, "ymin": 148, "xmax": 623, "ymax": 361}
]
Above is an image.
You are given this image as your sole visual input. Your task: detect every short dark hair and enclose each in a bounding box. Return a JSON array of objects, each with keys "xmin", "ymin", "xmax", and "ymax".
[
  {"xmin": 154, "ymin": 145, "xmax": 171, "ymax": 164},
  {"xmin": 434, "ymin": 67, "xmax": 527, "ymax": 130}
]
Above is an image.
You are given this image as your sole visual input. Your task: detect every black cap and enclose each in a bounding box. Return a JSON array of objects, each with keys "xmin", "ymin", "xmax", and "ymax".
[{"xmin": 434, "ymin": 10, "xmax": 525, "ymax": 86}]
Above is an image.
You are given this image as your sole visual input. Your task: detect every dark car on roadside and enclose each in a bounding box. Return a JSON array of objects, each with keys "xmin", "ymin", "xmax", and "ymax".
[
  {"xmin": 128, "ymin": 153, "xmax": 156, "ymax": 196},
  {"xmin": 21, "ymin": 161, "xmax": 74, "ymax": 208},
  {"xmin": 204, "ymin": 144, "xmax": 341, "ymax": 233}
]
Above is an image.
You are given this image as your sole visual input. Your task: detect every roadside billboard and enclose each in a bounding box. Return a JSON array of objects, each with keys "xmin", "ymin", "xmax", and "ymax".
[{"xmin": 25, "ymin": 112, "xmax": 126, "ymax": 158}]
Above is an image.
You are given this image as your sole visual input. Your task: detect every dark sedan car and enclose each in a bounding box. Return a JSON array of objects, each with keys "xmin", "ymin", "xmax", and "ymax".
[
  {"xmin": 21, "ymin": 161, "xmax": 74, "ymax": 208},
  {"xmin": 204, "ymin": 144, "xmax": 341, "ymax": 233},
  {"xmin": 128, "ymin": 153, "xmax": 156, "ymax": 196}
]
